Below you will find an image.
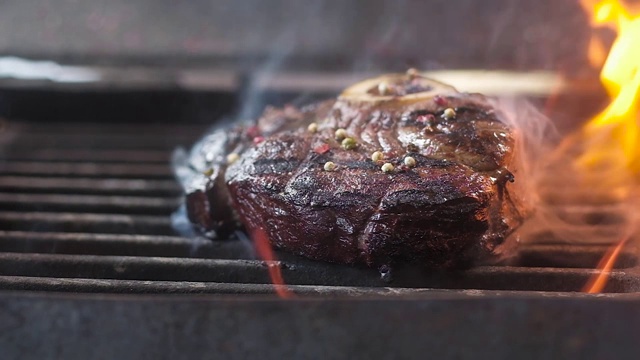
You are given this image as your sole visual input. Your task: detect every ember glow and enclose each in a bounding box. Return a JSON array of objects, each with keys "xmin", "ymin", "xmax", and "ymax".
[
  {"xmin": 582, "ymin": 236, "xmax": 629, "ymax": 293},
  {"xmin": 576, "ymin": 0, "xmax": 640, "ymax": 293},
  {"xmin": 251, "ymin": 227, "xmax": 294, "ymax": 298}
]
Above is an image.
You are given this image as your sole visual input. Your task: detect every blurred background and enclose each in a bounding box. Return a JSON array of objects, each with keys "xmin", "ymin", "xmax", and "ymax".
[{"xmin": 0, "ymin": 0, "xmax": 599, "ymax": 124}]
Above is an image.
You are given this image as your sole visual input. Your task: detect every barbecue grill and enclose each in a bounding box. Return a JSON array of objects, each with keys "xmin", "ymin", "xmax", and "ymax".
[{"xmin": 2, "ymin": 1, "xmax": 640, "ymax": 359}]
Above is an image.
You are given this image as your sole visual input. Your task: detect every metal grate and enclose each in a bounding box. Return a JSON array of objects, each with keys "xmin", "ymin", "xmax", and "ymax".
[{"xmin": 1, "ymin": 119, "xmax": 639, "ymax": 296}]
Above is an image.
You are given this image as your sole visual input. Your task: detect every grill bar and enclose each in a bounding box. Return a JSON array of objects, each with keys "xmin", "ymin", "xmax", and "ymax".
[
  {"xmin": 1, "ymin": 149, "xmax": 172, "ymax": 163},
  {"xmin": 0, "ymin": 176, "xmax": 181, "ymax": 196},
  {"xmin": 6, "ymin": 121, "xmax": 209, "ymax": 135},
  {"xmin": 0, "ymin": 252, "xmax": 280, "ymax": 284},
  {"xmin": 0, "ymin": 231, "xmax": 250, "ymax": 259},
  {"xmin": 0, "ymin": 275, "xmax": 447, "ymax": 296},
  {"xmin": 0, "ymin": 193, "xmax": 179, "ymax": 214},
  {"xmin": 0, "ymin": 161, "xmax": 173, "ymax": 178},
  {"xmin": 0, "ymin": 211, "xmax": 173, "ymax": 235},
  {"xmin": 515, "ymin": 244, "xmax": 637, "ymax": 269},
  {"xmin": 0, "ymin": 251, "xmax": 636, "ymax": 292},
  {"xmin": 4, "ymin": 275, "xmax": 624, "ymax": 297},
  {"xmin": 1, "ymin": 133, "xmax": 198, "ymax": 150}
]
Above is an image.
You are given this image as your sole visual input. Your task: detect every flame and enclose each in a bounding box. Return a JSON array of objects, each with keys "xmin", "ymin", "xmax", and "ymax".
[
  {"xmin": 251, "ymin": 227, "xmax": 294, "ymax": 298},
  {"xmin": 587, "ymin": 36, "xmax": 608, "ymax": 68},
  {"xmin": 570, "ymin": 0, "xmax": 640, "ymax": 293},
  {"xmin": 578, "ymin": 0, "xmax": 640, "ymax": 173},
  {"xmin": 582, "ymin": 235, "xmax": 629, "ymax": 293}
]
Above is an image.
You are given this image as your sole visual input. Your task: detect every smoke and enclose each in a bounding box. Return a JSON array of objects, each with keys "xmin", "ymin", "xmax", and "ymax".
[
  {"xmin": 487, "ymin": 91, "xmax": 640, "ymax": 250},
  {"xmin": 489, "ymin": 96, "xmax": 556, "ymax": 240},
  {"xmin": 490, "ymin": 95, "xmax": 560, "ymax": 192},
  {"xmin": 172, "ymin": 1, "xmax": 617, "ymax": 252},
  {"xmin": 498, "ymin": 100, "xmax": 639, "ymax": 245},
  {"xmin": 235, "ymin": 30, "xmax": 298, "ymax": 122}
]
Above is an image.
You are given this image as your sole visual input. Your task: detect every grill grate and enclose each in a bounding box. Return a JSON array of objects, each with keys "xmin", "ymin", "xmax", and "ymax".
[{"xmin": 1, "ymin": 119, "xmax": 639, "ymax": 296}]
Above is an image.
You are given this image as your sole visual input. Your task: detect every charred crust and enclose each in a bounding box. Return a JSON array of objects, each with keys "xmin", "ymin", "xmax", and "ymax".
[
  {"xmin": 251, "ymin": 158, "xmax": 299, "ymax": 175},
  {"xmin": 184, "ymin": 76, "xmax": 528, "ymax": 269}
]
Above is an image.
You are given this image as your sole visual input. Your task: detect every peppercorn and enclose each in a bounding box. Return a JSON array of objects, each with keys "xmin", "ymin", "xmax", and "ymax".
[
  {"xmin": 226, "ymin": 153, "xmax": 240, "ymax": 164},
  {"xmin": 442, "ymin": 108, "xmax": 456, "ymax": 119},
  {"xmin": 341, "ymin": 137, "xmax": 357, "ymax": 150},
  {"xmin": 335, "ymin": 128, "xmax": 347, "ymax": 141},
  {"xmin": 404, "ymin": 156, "xmax": 416, "ymax": 167},
  {"xmin": 381, "ymin": 163, "xmax": 394, "ymax": 173},
  {"xmin": 323, "ymin": 161, "xmax": 337, "ymax": 171},
  {"xmin": 371, "ymin": 151, "xmax": 384, "ymax": 162}
]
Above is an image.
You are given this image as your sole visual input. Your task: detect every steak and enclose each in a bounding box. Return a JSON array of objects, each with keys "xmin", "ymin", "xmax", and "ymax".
[{"xmin": 177, "ymin": 72, "xmax": 529, "ymax": 269}]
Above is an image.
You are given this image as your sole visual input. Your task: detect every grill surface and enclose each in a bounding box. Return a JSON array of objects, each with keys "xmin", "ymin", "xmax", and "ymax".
[
  {"xmin": 3, "ymin": 118, "xmax": 640, "ymax": 360},
  {"xmin": 1, "ymin": 119, "xmax": 639, "ymax": 295}
]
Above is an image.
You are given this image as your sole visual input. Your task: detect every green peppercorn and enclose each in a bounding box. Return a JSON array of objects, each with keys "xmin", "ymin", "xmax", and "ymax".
[
  {"xmin": 341, "ymin": 137, "xmax": 357, "ymax": 150},
  {"xmin": 442, "ymin": 108, "xmax": 456, "ymax": 119}
]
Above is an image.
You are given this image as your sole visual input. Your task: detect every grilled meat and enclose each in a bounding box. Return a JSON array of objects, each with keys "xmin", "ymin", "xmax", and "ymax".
[{"xmin": 178, "ymin": 72, "xmax": 529, "ymax": 269}]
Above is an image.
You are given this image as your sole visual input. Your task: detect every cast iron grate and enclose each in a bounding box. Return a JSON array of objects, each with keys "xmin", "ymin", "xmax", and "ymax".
[{"xmin": 0, "ymin": 120, "xmax": 638, "ymax": 296}]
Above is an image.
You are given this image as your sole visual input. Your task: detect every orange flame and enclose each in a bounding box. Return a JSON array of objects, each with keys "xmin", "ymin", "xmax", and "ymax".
[
  {"xmin": 251, "ymin": 227, "xmax": 294, "ymax": 298},
  {"xmin": 586, "ymin": 36, "xmax": 608, "ymax": 68},
  {"xmin": 575, "ymin": 0, "xmax": 639, "ymax": 293},
  {"xmin": 582, "ymin": 236, "xmax": 629, "ymax": 293},
  {"xmin": 578, "ymin": 0, "xmax": 640, "ymax": 173}
]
